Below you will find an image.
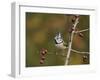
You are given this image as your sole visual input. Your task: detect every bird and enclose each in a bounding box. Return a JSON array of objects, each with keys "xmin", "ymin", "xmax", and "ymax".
[{"xmin": 54, "ymin": 32, "xmax": 67, "ymax": 50}]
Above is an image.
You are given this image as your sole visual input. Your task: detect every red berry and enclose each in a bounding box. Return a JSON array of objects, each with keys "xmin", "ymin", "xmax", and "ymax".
[
  {"xmin": 41, "ymin": 48, "xmax": 45, "ymax": 51},
  {"xmin": 40, "ymin": 60, "xmax": 44, "ymax": 64},
  {"xmin": 45, "ymin": 49, "xmax": 47, "ymax": 53},
  {"xmin": 41, "ymin": 56, "xmax": 45, "ymax": 60},
  {"xmin": 83, "ymin": 56, "xmax": 88, "ymax": 59},
  {"xmin": 72, "ymin": 19, "xmax": 75, "ymax": 23},
  {"xmin": 82, "ymin": 55, "xmax": 88, "ymax": 63},
  {"xmin": 69, "ymin": 27, "xmax": 74, "ymax": 33},
  {"xmin": 74, "ymin": 15, "xmax": 79, "ymax": 18},
  {"xmin": 72, "ymin": 16, "xmax": 76, "ymax": 23},
  {"xmin": 41, "ymin": 51, "xmax": 46, "ymax": 55},
  {"xmin": 78, "ymin": 33, "xmax": 84, "ymax": 37}
]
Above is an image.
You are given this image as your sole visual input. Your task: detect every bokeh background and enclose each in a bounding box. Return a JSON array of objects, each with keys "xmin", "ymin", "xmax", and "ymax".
[{"xmin": 26, "ymin": 12, "xmax": 89, "ymax": 67}]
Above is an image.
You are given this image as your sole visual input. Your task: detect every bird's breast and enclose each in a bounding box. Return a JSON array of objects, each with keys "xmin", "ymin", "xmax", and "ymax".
[{"xmin": 55, "ymin": 43, "xmax": 66, "ymax": 49}]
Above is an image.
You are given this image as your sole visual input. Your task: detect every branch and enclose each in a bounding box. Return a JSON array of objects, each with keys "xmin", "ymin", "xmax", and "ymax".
[
  {"xmin": 65, "ymin": 47, "xmax": 89, "ymax": 54},
  {"xmin": 47, "ymin": 48, "xmax": 89, "ymax": 57},
  {"xmin": 71, "ymin": 48, "xmax": 89, "ymax": 54},
  {"xmin": 75, "ymin": 29, "xmax": 89, "ymax": 33},
  {"xmin": 46, "ymin": 52, "xmax": 66, "ymax": 57},
  {"xmin": 65, "ymin": 16, "xmax": 79, "ymax": 65},
  {"xmin": 47, "ymin": 16, "xmax": 89, "ymax": 64}
]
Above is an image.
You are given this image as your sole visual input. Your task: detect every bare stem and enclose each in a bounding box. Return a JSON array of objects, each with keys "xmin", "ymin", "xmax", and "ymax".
[
  {"xmin": 65, "ymin": 17, "xmax": 79, "ymax": 65},
  {"xmin": 75, "ymin": 29, "xmax": 89, "ymax": 33},
  {"xmin": 71, "ymin": 49, "xmax": 89, "ymax": 54},
  {"xmin": 47, "ymin": 49, "xmax": 89, "ymax": 56}
]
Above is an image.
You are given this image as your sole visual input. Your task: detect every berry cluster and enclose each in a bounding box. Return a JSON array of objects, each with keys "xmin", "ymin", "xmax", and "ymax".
[
  {"xmin": 71, "ymin": 15, "xmax": 79, "ymax": 23},
  {"xmin": 82, "ymin": 55, "xmax": 88, "ymax": 64},
  {"xmin": 69, "ymin": 15, "xmax": 79, "ymax": 33},
  {"xmin": 69, "ymin": 15, "xmax": 84, "ymax": 38},
  {"xmin": 68, "ymin": 27, "xmax": 75, "ymax": 33},
  {"xmin": 40, "ymin": 48, "xmax": 47, "ymax": 64}
]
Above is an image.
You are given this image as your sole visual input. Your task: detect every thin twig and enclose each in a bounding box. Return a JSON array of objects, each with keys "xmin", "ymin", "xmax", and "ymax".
[
  {"xmin": 65, "ymin": 47, "xmax": 89, "ymax": 54},
  {"xmin": 65, "ymin": 17, "xmax": 79, "ymax": 65},
  {"xmin": 75, "ymin": 29, "xmax": 89, "ymax": 33},
  {"xmin": 47, "ymin": 52, "xmax": 66, "ymax": 57},
  {"xmin": 71, "ymin": 49, "xmax": 89, "ymax": 54},
  {"xmin": 47, "ymin": 49, "xmax": 89, "ymax": 56}
]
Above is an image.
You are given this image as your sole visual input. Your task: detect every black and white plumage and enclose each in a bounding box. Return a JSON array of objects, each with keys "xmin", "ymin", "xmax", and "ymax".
[{"xmin": 54, "ymin": 32, "xmax": 67, "ymax": 49}]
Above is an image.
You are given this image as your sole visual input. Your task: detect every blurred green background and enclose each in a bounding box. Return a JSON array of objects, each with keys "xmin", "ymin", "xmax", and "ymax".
[{"xmin": 26, "ymin": 12, "xmax": 89, "ymax": 67}]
